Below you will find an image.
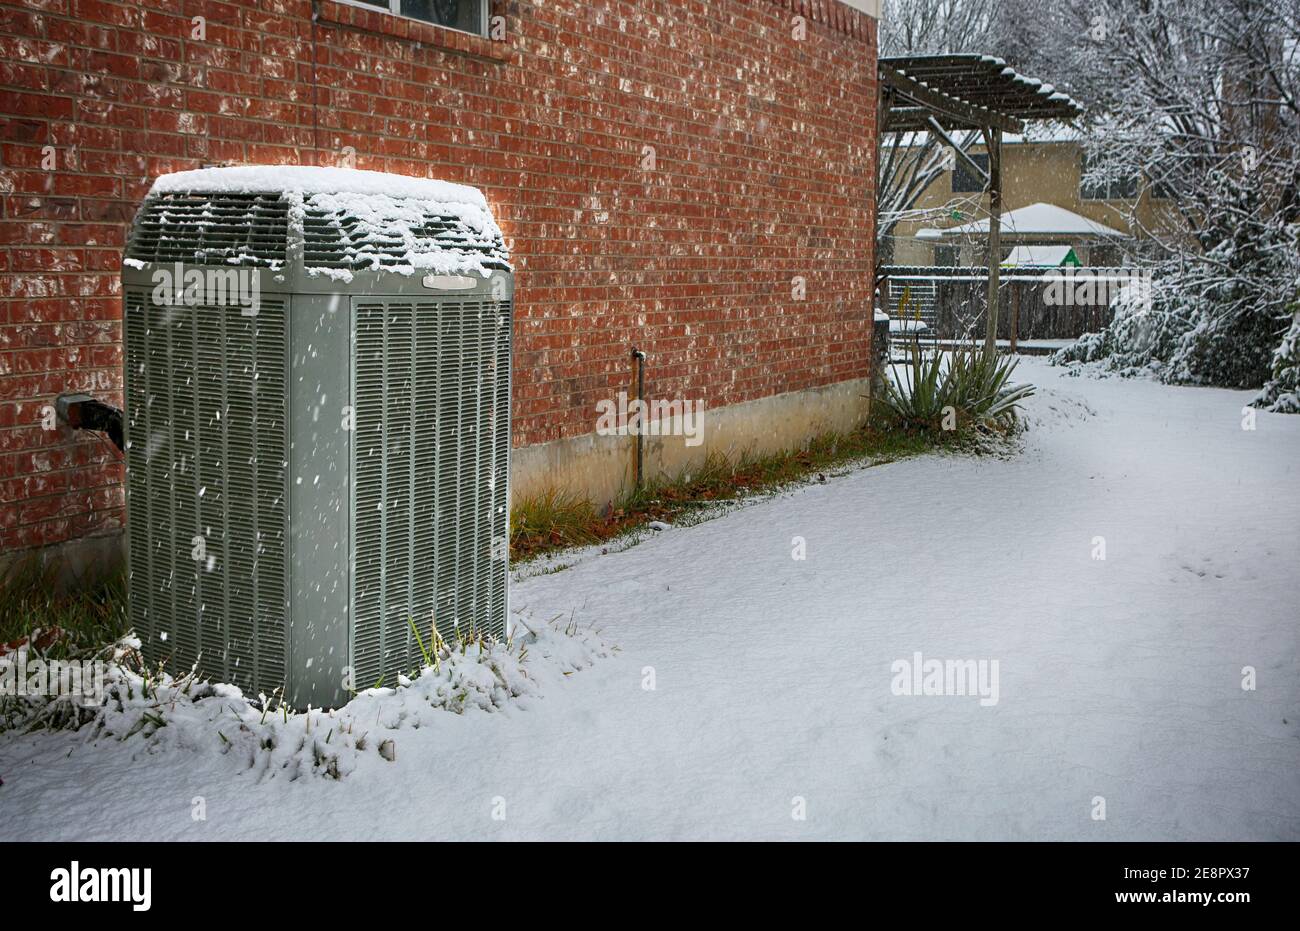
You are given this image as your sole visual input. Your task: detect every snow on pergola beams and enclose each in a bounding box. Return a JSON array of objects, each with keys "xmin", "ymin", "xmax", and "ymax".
[
  {"xmin": 877, "ymin": 54, "xmax": 1084, "ymax": 353},
  {"xmin": 879, "ymin": 54, "xmax": 1083, "ymax": 132},
  {"xmin": 880, "ymin": 68, "xmax": 1024, "ymax": 134}
]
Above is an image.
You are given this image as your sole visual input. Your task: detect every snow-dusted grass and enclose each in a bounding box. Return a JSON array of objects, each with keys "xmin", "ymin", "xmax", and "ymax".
[
  {"xmin": 109, "ymin": 624, "xmax": 608, "ymax": 782},
  {"xmin": 2, "ymin": 618, "xmax": 614, "ymax": 786},
  {"xmin": 1, "ymin": 359, "xmax": 1296, "ymax": 840}
]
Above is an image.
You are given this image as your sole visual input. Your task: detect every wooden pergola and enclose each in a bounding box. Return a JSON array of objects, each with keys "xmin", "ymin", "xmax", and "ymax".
[{"xmin": 878, "ymin": 54, "xmax": 1083, "ymax": 352}]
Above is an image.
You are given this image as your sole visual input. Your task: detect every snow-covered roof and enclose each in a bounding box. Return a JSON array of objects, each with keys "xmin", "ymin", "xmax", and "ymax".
[
  {"xmin": 1001, "ymin": 245, "xmax": 1079, "ymax": 267},
  {"xmin": 150, "ymin": 166, "xmax": 489, "ymax": 210},
  {"xmin": 919, "ymin": 203, "xmax": 1129, "ymax": 239}
]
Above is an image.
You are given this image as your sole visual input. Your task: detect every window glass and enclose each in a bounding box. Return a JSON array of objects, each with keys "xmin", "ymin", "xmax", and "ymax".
[
  {"xmin": 952, "ymin": 154, "xmax": 989, "ymax": 193},
  {"xmin": 400, "ymin": 0, "xmax": 484, "ymax": 34}
]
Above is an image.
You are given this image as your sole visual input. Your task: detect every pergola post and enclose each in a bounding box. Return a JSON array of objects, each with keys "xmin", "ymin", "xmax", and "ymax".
[
  {"xmin": 983, "ymin": 126, "xmax": 1003, "ymax": 355},
  {"xmin": 875, "ymin": 82, "xmax": 892, "ymax": 303}
]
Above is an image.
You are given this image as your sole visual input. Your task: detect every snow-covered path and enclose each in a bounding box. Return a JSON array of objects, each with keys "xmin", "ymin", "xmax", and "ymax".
[{"xmin": 3, "ymin": 360, "xmax": 1298, "ymax": 840}]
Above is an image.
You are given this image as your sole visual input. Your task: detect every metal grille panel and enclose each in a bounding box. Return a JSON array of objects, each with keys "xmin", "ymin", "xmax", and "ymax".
[
  {"xmin": 351, "ymin": 298, "xmax": 511, "ymax": 687},
  {"xmin": 302, "ymin": 206, "xmax": 510, "ymax": 273},
  {"xmin": 126, "ymin": 193, "xmax": 289, "ymax": 267},
  {"xmin": 126, "ymin": 290, "xmax": 289, "ymax": 695}
]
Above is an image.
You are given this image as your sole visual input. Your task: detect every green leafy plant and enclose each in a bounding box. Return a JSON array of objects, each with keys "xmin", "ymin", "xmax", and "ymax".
[{"xmin": 879, "ymin": 342, "xmax": 1035, "ymax": 435}]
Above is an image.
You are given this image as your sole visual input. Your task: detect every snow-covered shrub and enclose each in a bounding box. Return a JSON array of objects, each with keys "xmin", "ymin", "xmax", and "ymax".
[
  {"xmin": 1043, "ymin": 0, "xmax": 1299, "ymax": 405},
  {"xmin": 2, "ymin": 618, "xmax": 615, "ymax": 781},
  {"xmin": 1052, "ymin": 236, "xmax": 1298, "ymax": 392},
  {"xmin": 1053, "ymin": 277, "xmax": 1182, "ymax": 377},
  {"xmin": 1253, "ymin": 301, "xmax": 1300, "ymax": 413}
]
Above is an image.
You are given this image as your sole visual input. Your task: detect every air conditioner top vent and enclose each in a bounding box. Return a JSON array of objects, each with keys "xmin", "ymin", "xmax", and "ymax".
[
  {"xmin": 129, "ymin": 166, "xmax": 511, "ymax": 278},
  {"xmin": 126, "ymin": 192, "xmax": 290, "ymax": 268},
  {"xmin": 300, "ymin": 193, "xmax": 511, "ymax": 277}
]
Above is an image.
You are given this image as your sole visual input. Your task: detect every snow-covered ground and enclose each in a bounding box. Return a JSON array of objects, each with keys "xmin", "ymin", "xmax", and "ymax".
[{"xmin": 2, "ymin": 359, "xmax": 1297, "ymax": 840}]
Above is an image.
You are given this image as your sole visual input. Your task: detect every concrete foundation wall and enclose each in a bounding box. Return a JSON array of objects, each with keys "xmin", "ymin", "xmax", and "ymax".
[{"xmin": 512, "ymin": 376, "xmax": 875, "ymax": 508}]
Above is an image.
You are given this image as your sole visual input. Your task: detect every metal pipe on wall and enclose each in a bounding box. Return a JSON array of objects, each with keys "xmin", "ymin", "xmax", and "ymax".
[{"xmin": 631, "ymin": 347, "xmax": 647, "ymax": 489}]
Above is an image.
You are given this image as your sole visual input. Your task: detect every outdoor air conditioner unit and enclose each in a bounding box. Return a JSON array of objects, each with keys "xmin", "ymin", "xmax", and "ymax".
[{"xmin": 121, "ymin": 166, "xmax": 514, "ymax": 709}]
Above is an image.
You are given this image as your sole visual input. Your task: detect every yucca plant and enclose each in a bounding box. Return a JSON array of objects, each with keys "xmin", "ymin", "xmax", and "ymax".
[
  {"xmin": 945, "ymin": 345, "xmax": 1037, "ymax": 430},
  {"xmin": 878, "ymin": 339, "xmax": 947, "ymax": 428},
  {"xmin": 878, "ymin": 341, "xmax": 1035, "ymax": 435}
]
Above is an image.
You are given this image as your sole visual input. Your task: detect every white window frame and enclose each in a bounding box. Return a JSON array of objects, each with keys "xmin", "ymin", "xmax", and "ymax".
[{"xmin": 334, "ymin": 0, "xmax": 490, "ymax": 39}]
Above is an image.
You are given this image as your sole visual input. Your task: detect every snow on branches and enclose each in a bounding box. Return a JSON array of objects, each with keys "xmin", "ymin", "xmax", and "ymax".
[{"xmin": 1051, "ymin": 0, "xmax": 1300, "ymax": 405}]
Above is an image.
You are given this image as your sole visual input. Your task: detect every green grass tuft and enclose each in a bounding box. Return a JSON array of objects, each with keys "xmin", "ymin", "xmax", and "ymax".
[
  {"xmin": 0, "ymin": 557, "xmax": 129, "ymax": 659},
  {"xmin": 511, "ymin": 487, "xmax": 605, "ymax": 557}
]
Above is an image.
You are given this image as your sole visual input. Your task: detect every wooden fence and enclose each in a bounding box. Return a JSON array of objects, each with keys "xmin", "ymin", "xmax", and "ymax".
[{"xmin": 879, "ymin": 266, "xmax": 1129, "ymax": 342}]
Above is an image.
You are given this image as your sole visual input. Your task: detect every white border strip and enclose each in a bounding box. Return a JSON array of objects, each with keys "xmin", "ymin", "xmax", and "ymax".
[{"xmin": 838, "ymin": 0, "xmax": 881, "ymax": 18}]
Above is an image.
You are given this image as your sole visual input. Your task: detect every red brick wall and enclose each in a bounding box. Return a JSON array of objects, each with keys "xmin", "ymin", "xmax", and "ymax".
[{"xmin": 0, "ymin": 0, "xmax": 877, "ymax": 555}]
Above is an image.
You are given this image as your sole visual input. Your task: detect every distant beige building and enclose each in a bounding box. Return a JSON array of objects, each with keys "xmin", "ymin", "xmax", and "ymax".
[{"xmin": 886, "ymin": 128, "xmax": 1180, "ymax": 267}]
